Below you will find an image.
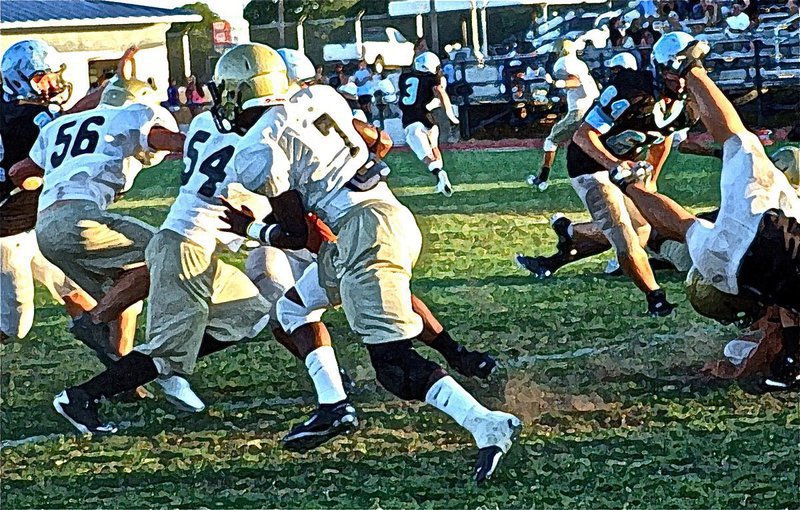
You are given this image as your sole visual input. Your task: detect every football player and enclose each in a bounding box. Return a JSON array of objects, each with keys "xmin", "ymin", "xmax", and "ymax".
[
  {"xmin": 614, "ymin": 32, "xmax": 800, "ymax": 390},
  {"xmin": 214, "ymin": 43, "xmax": 519, "ymax": 484},
  {"xmin": 10, "ymin": 58, "xmax": 209, "ymax": 424},
  {"xmin": 231, "ymin": 49, "xmax": 498, "ymax": 450},
  {"xmin": 0, "ymin": 40, "xmax": 104, "ymax": 342},
  {"xmin": 527, "ymin": 40, "xmax": 600, "ymax": 191},
  {"xmin": 523, "ymin": 32, "xmax": 702, "ymax": 317},
  {"xmin": 398, "ymin": 51, "xmax": 460, "ymax": 197}
]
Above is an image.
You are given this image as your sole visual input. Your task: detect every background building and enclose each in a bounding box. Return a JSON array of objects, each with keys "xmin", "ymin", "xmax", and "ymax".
[{"xmin": 0, "ymin": 0, "xmax": 200, "ymax": 106}]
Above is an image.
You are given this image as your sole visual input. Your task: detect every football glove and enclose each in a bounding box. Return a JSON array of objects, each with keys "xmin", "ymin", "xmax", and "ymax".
[{"xmin": 609, "ymin": 161, "xmax": 653, "ymax": 191}]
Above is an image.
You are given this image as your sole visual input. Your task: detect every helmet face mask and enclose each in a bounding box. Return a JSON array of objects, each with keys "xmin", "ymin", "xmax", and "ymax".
[
  {"xmin": 210, "ymin": 43, "xmax": 290, "ymax": 135},
  {"xmin": 2, "ymin": 40, "xmax": 72, "ymax": 107}
]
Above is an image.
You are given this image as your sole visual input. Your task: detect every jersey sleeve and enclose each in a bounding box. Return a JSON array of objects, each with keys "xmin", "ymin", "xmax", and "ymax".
[
  {"xmin": 584, "ymin": 77, "xmax": 648, "ymax": 135},
  {"xmin": 135, "ymin": 104, "xmax": 180, "ymax": 167},
  {"xmin": 27, "ymin": 126, "xmax": 49, "ymax": 169},
  {"xmin": 234, "ymin": 121, "xmax": 292, "ymax": 198}
]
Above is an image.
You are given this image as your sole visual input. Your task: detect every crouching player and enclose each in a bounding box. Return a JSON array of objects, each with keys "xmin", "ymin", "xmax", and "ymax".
[{"xmin": 612, "ymin": 33, "xmax": 800, "ymax": 391}]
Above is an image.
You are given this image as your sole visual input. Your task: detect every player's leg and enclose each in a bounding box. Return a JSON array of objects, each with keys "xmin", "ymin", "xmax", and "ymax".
[
  {"xmin": 411, "ymin": 294, "xmax": 497, "ymax": 379},
  {"xmin": 529, "ymin": 110, "xmax": 582, "ymax": 190},
  {"xmin": 573, "ymin": 172, "xmax": 674, "ymax": 316},
  {"xmin": 406, "ymin": 122, "xmax": 452, "ymax": 196},
  {"xmin": 517, "ymin": 214, "xmax": 612, "ymax": 278},
  {"xmin": 29, "ymin": 233, "xmax": 97, "ymax": 318},
  {"xmin": 0, "ymin": 231, "xmax": 38, "ymax": 339},
  {"xmin": 275, "ymin": 263, "xmax": 357, "ymax": 451},
  {"xmin": 335, "ymin": 202, "xmax": 520, "ymax": 484}
]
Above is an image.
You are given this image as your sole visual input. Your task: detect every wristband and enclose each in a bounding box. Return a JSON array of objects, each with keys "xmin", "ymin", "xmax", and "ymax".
[
  {"xmin": 554, "ymin": 79, "xmax": 567, "ymax": 89},
  {"xmin": 246, "ymin": 221, "xmax": 277, "ymax": 245}
]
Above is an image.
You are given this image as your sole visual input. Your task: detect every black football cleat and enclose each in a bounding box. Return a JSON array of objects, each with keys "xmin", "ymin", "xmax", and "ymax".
[
  {"xmin": 282, "ymin": 401, "xmax": 359, "ymax": 452},
  {"xmin": 69, "ymin": 313, "xmax": 114, "ymax": 366},
  {"xmin": 646, "ymin": 289, "xmax": 676, "ymax": 317},
  {"xmin": 762, "ymin": 352, "xmax": 800, "ymax": 392},
  {"xmin": 475, "ymin": 446, "xmax": 505, "ymax": 485},
  {"xmin": 515, "ymin": 254, "xmax": 558, "ymax": 279},
  {"xmin": 53, "ymin": 388, "xmax": 117, "ymax": 435},
  {"xmin": 448, "ymin": 347, "xmax": 497, "ymax": 380}
]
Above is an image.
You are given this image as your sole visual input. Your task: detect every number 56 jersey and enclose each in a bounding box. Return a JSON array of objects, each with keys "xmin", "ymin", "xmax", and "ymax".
[
  {"xmin": 161, "ymin": 112, "xmax": 270, "ymax": 253},
  {"xmin": 30, "ymin": 103, "xmax": 178, "ymax": 212}
]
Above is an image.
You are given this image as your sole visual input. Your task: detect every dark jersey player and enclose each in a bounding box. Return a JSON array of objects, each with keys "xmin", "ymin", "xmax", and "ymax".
[
  {"xmin": 518, "ymin": 63, "xmax": 694, "ymax": 317},
  {"xmin": 399, "ymin": 52, "xmax": 460, "ymax": 197},
  {"xmin": 0, "ymin": 40, "xmax": 116, "ymax": 342}
]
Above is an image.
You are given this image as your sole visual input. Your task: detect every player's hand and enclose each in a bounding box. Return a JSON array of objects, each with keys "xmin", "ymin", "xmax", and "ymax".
[
  {"xmin": 609, "ymin": 161, "xmax": 653, "ymax": 191},
  {"xmin": 117, "ymin": 46, "xmax": 139, "ymax": 79},
  {"xmin": 218, "ymin": 197, "xmax": 255, "ymax": 236},
  {"xmin": 304, "ymin": 212, "xmax": 337, "ymax": 253},
  {"xmin": 544, "ymin": 73, "xmax": 554, "ymax": 84}
]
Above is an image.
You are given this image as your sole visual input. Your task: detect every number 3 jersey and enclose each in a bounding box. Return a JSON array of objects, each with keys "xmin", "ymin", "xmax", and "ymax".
[
  {"xmin": 234, "ymin": 85, "xmax": 396, "ymax": 228},
  {"xmin": 398, "ymin": 71, "xmax": 439, "ymax": 129},
  {"xmin": 566, "ymin": 69, "xmax": 695, "ymax": 178},
  {"xmin": 30, "ymin": 103, "xmax": 178, "ymax": 212},
  {"xmin": 161, "ymin": 112, "xmax": 270, "ymax": 253}
]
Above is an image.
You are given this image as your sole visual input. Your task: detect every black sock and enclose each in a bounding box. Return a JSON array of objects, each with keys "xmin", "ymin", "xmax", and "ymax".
[
  {"xmin": 198, "ymin": 333, "xmax": 233, "ymax": 358},
  {"xmin": 783, "ymin": 327, "xmax": 800, "ymax": 357},
  {"xmin": 429, "ymin": 330, "xmax": 465, "ymax": 365},
  {"xmin": 76, "ymin": 351, "xmax": 159, "ymax": 400},
  {"xmin": 539, "ymin": 166, "xmax": 551, "ymax": 181}
]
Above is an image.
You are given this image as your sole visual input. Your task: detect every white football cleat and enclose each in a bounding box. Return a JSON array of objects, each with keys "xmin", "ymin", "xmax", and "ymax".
[
  {"xmin": 436, "ymin": 170, "xmax": 454, "ymax": 197},
  {"xmin": 155, "ymin": 376, "xmax": 205, "ymax": 413}
]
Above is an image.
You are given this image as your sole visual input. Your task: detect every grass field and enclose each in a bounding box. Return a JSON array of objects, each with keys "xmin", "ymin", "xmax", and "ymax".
[{"xmin": 1, "ymin": 147, "xmax": 797, "ymax": 508}]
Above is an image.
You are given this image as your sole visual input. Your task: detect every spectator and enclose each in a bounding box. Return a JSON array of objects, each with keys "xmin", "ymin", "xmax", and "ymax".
[
  {"xmin": 637, "ymin": 0, "xmax": 659, "ymax": 19},
  {"xmin": 414, "ymin": 37, "xmax": 429, "ymax": 57},
  {"xmin": 328, "ymin": 63, "xmax": 348, "ymax": 89},
  {"xmin": 609, "ymin": 17, "xmax": 626, "ymax": 46},
  {"xmin": 185, "ymin": 75, "xmax": 198, "ymax": 105},
  {"xmin": 789, "ymin": 0, "xmax": 799, "ymax": 16},
  {"xmin": 166, "ymin": 78, "xmax": 180, "ymax": 109},
  {"xmin": 352, "ymin": 60, "xmax": 374, "ymax": 122},
  {"xmin": 314, "ymin": 65, "xmax": 328, "ymax": 85}
]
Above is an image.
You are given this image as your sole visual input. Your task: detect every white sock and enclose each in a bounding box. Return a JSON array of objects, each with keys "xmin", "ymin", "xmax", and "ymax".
[
  {"xmin": 428, "ymin": 160, "xmax": 443, "ymax": 172},
  {"xmin": 305, "ymin": 346, "xmax": 347, "ymax": 405},
  {"xmin": 425, "ymin": 375, "xmax": 489, "ymax": 428}
]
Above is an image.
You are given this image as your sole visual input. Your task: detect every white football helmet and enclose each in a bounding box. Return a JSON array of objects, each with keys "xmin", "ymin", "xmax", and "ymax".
[
  {"xmin": 276, "ymin": 48, "xmax": 316, "ymax": 86},
  {"xmin": 414, "ymin": 52, "xmax": 441, "ymax": 74},
  {"xmin": 652, "ymin": 32, "xmax": 710, "ymax": 76},
  {"xmin": 605, "ymin": 52, "xmax": 638, "ymax": 71},
  {"xmin": 1, "ymin": 39, "xmax": 71, "ymax": 105}
]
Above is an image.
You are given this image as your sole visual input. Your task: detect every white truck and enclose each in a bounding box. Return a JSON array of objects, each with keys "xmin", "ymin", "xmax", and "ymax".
[{"xmin": 323, "ymin": 26, "xmax": 415, "ymax": 72}]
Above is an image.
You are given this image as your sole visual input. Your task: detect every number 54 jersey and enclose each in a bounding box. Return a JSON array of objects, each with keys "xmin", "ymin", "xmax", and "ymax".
[
  {"xmin": 161, "ymin": 112, "xmax": 270, "ymax": 253},
  {"xmin": 30, "ymin": 103, "xmax": 178, "ymax": 212}
]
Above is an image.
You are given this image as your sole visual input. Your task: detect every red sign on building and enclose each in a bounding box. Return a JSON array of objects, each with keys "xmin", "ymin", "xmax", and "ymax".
[{"xmin": 212, "ymin": 20, "xmax": 232, "ymax": 52}]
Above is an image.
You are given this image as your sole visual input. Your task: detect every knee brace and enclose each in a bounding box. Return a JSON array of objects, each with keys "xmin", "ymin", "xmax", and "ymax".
[
  {"xmin": 276, "ymin": 294, "xmax": 325, "ymax": 334},
  {"xmin": 367, "ymin": 340, "xmax": 446, "ymax": 401}
]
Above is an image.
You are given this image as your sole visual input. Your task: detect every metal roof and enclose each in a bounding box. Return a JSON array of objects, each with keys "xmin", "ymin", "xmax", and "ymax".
[{"xmin": 1, "ymin": 0, "xmax": 202, "ymax": 29}]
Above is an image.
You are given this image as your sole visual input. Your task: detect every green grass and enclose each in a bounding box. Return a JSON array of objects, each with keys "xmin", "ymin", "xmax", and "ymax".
[{"xmin": 1, "ymin": 147, "xmax": 797, "ymax": 508}]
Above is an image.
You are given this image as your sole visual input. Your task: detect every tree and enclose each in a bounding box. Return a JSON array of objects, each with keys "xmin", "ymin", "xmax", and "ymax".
[{"xmin": 244, "ymin": 0, "xmax": 387, "ymax": 25}]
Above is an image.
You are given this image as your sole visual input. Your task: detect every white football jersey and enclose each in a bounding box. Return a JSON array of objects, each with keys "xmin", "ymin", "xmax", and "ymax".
[
  {"xmin": 234, "ymin": 85, "xmax": 396, "ymax": 227},
  {"xmin": 161, "ymin": 112, "xmax": 270, "ymax": 253},
  {"xmin": 31, "ymin": 103, "xmax": 178, "ymax": 212},
  {"xmin": 553, "ymin": 55, "xmax": 599, "ymax": 112}
]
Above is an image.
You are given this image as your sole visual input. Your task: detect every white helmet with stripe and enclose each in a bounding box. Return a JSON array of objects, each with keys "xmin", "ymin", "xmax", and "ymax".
[
  {"xmin": 414, "ymin": 51, "xmax": 441, "ymax": 74},
  {"xmin": 605, "ymin": 52, "xmax": 638, "ymax": 71}
]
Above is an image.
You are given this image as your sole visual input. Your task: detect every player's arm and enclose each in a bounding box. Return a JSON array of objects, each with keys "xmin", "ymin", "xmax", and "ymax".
[
  {"xmin": 147, "ymin": 127, "xmax": 185, "ymax": 154},
  {"xmin": 546, "ymin": 73, "xmax": 582, "ymax": 89},
  {"xmin": 353, "ymin": 118, "xmax": 393, "ymax": 159},
  {"xmin": 623, "ymin": 182, "xmax": 697, "ymax": 241},
  {"xmin": 645, "ymin": 134, "xmax": 673, "ymax": 188},
  {"xmin": 573, "ymin": 122, "xmax": 626, "ymax": 171},
  {"xmin": 8, "ymin": 158, "xmax": 44, "ymax": 189},
  {"xmin": 432, "ymin": 80, "xmax": 460, "ymax": 125}
]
